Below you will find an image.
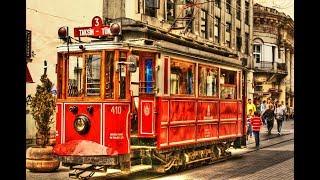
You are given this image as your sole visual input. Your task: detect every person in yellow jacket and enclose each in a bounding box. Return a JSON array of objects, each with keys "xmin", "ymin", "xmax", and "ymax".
[{"xmin": 247, "ymin": 99, "xmax": 257, "ymax": 115}]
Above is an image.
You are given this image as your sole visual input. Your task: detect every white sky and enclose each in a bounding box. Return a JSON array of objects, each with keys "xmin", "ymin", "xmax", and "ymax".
[{"xmin": 254, "ymin": 0, "xmax": 294, "ymax": 20}]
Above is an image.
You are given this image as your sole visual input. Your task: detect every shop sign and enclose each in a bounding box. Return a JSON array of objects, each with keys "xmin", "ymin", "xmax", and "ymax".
[{"xmin": 74, "ymin": 16, "xmax": 120, "ymax": 37}]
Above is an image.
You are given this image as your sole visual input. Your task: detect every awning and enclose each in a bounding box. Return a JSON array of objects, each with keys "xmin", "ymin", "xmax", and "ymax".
[{"xmin": 26, "ymin": 64, "xmax": 34, "ymax": 83}]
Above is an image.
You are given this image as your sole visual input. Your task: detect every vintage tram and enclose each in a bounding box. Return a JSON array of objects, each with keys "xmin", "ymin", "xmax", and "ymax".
[{"xmin": 53, "ymin": 17, "xmax": 247, "ymax": 178}]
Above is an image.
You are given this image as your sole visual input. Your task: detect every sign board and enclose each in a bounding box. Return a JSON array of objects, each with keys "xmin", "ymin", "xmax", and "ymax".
[
  {"xmin": 74, "ymin": 16, "xmax": 120, "ymax": 37},
  {"xmin": 26, "ymin": 30, "xmax": 31, "ymax": 59}
]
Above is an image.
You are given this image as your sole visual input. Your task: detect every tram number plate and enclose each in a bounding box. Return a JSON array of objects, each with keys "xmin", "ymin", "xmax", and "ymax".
[{"xmin": 111, "ymin": 106, "xmax": 122, "ymax": 115}]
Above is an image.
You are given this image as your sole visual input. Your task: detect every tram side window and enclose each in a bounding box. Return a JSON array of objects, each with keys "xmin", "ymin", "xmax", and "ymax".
[
  {"xmin": 86, "ymin": 54, "xmax": 101, "ymax": 96},
  {"xmin": 199, "ymin": 65, "xmax": 218, "ymax": 97},
  {"xmin": 68, "ymin": 55, "xmax": 84, "ymax": 97},
  {"xmin": 170, "ymin": 60, "xmax": 195, "ymax": 95},
  {"xmin": 220, "ymin": 69, "xmax": 237, "ymax": 99},
  {"xmin": 105, "ymin": 52, "xmax": 114, "ymax": 98}
]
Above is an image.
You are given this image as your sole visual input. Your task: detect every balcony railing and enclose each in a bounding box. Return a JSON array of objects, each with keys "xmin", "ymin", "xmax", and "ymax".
[
  {"xmin": 255, "ymin": 61, "xmax": 274, "ymax": 71},
  {"xmin": 255, "ymin": 61, "xmax": 287, "ymax": 74}
]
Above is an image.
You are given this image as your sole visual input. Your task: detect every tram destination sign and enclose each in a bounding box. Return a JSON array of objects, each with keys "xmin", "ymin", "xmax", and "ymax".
[{"xmin": 74, "ymin": 16, "xmax": 121, "ymax": 37}]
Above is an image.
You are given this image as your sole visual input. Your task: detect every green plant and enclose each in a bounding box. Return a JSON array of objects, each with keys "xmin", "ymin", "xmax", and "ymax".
[{"xmin": 30, "ymin": 73, "xmax": 56, "ymax": 147}]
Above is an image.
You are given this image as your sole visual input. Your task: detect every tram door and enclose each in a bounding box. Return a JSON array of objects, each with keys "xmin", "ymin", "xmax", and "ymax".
[{"xmin": 137, "ymin": 53, "xmax": 156, "ymax": 138}]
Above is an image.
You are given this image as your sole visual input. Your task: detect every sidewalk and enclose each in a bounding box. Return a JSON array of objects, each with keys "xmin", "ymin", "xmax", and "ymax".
[
  {"xmin": 247, "ymin": 119, "xmax": 294, "ymax": 145},
  {"xmin": 230, "ymin": 119, "xmax": 294, "ymax": 155}
]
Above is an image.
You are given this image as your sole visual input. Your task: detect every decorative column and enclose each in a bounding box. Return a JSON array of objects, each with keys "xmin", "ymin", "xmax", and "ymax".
[
  {"xmin": 290, "ymin": 51, "xmax": 294, "ymax": 108},
  {"xmin": 246, "ymin": 69, "xmax": 254, "ymax": 100},
  {"xmin": 285, "ymin": 48, "xmax": 291, "ymax": 105}
]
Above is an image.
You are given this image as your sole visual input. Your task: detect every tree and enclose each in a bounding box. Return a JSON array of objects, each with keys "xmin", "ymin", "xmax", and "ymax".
[{"xmin": 29, "ymin": 62, "xmax": 56, "ymax": 147}]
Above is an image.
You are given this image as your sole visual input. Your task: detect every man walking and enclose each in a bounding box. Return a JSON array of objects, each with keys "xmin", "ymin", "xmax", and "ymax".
[
  {"xmin": 262, "ymin": 104, "xmax": 275, "ymax": 136},
  {"xmin": 246, "ymin": 99, "xmax": 256, "ymax": 115},
  {"xmin": 275, "ymin": 101, "xmax": 285, "ymax": 135},
  {"xmin": 260, "ymin": 100, "xmax": 267, "ymax": 124}
]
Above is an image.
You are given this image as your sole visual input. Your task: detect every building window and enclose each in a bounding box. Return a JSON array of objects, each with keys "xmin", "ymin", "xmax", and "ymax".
[
  {"xmin": 253, "ymin": 44, "xmax": 262, "ymax": 63},
  {"xmin": 272, "ymin": 46, "xmax": 275, "ymax": 63},
  {"xmin": 226, "ymin": 40, "xmax": 231, "ymax": 48},
  {"xmin": 236, "ymin": 0, "xmax": 241, "ymax": 20},
  {"xmin": 167, "ymin": 0, "xmax": 175, "ymax": 22},
  {"xmin": 226, "ymin": 22, "xmax": 231, "ymax": 33},
  {"xmin": 201, "ymin": 9, "xmax": 208, "ymax": 39},
  {"xmin": 199, "ymin": 65, "xmax": 219, "ymax": 97},
  {"xmin": 214, "ymin": 17, "xmax": 220, "ymax": 43},
  {"xmin": 245, "ymin": 1, "xmax": 249, "ymax": 25},
  {"xmin": 226, "ymin": 0, "xmax": 231, "ymax": 14},
  {"xmin": 170, "ymin": 59, "xmax": 195, "ymax": 95},
  {"xmin": 245, "ymin": 33, "xmax": 249, "ymax": 54},
  {"xmin": 220, "ymin": 69, "xmax": 237, "ymax": 99},
  {"xmin": 236, "ymin": 28, "xmax": 241, "ymax": 51},
  {"xmin": 145, "ymin": 0, "xmax": 159, "ymax": 17},
  {"xmin": 185, "ymin": 0, "xmax": 194, "ymax": 33},
  {"xmin": 226, "ymin": 22, "xmax": 231, "ymax": 47},
  {"xmin": 215, "ymin": 0, "xmax": 221, "ymax": 8}
]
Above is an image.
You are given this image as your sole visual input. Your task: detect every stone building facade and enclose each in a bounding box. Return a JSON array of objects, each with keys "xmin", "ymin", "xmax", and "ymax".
[
  {"xmin": 104, "ymin": 0, "xmax": 254, "ymax": 98},
  {"xmin": 252, "ymin": 3, "xmax": 294, "ymax": 108}
]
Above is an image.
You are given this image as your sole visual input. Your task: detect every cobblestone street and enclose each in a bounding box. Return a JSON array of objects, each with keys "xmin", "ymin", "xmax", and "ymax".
[{"xmin": 26, "ymin": 120, "xmax": 294, "ymax": 180}]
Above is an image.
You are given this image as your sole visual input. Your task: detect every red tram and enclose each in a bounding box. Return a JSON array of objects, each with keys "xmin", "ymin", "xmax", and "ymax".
[{"xmin": 53, "ymin": 17, "xmax": 247, "ymax": 177}]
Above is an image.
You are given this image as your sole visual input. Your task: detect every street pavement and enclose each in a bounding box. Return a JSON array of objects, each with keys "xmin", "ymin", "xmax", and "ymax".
[{"xmin": 26, "ymin": 120, "xmax": 294, "ymax": 180}]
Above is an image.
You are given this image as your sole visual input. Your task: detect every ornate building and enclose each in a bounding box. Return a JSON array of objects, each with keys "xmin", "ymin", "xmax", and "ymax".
[{"xmin": 252, "ymin": 3, "xmax": 294, "ymax": 107}]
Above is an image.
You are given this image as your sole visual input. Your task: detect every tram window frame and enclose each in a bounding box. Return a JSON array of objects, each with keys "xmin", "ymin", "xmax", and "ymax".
[
  {"xmin": 85, "ymin": 53, "xmax": 102, "ymax": 97},
  {"xmin": 118, "ymin": 51, "xmax": 128, "ymax": 99},
  {"xmin": 220, "ymin": 69, "xmax": 237, "ymax": 100},
  {"xmin": 198, "ymin": 64, "xmax": 219, "ymax": 98},
  {"xmin": 170, "ymin": 59, "xmax": 195, "ymax": 96},
  {"xmin": 105, "ymin": 51, "xmax": 115, "ymax": 99},
  {"xmin": 66, "ymin": 54, "xmax": 85, "ymax": 98},
  {"xmin": 139, "ymin": 54, "xmax": 156, "ymax": 95}
]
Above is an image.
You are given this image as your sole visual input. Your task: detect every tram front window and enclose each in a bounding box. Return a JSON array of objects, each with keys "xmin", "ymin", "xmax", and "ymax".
[
  {"xmin": 86, "ymin": 54, "xmax": 101, "ymax": 96},
  {"xmin": 68, "ymin": 55, "xmax": 84, "ymax": 97}
]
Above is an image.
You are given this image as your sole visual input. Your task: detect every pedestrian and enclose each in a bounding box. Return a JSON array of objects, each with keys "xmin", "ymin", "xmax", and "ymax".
[
  {"xmin": 282, "ymin": 101, "xmax": 288, "ymax": 121},
  {"xmin": 246, "ymin": 99, "xmax": 256, "ymax": 115},
  {"xmin": 262, "ymin": 104, "xmax": 275, "ymax": 136},
  {"xmin": 274, "ymin": 101, "xmax": 285, "ymax": 135},
  {"xmin": 246, "ymin": 109, "xmax": 254, "ymax": 140},
  {"xmin": 260, "ymin": 100, "xmax": 267, "ymax": 124},
  {"xmin": 250, "ymin": 111, "xmax": 263, "ymax": 148},
  {"xmin": 256, "ymin": 99, "xmax": 261, "ymax": 114}
]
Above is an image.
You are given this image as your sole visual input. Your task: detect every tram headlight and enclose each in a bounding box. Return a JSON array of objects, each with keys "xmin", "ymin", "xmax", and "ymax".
[{"xmin": 73, "ymin": 115, "xmax": 90, "ymax": 134}]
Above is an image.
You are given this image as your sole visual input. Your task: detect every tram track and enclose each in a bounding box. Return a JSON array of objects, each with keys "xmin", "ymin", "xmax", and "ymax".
[
  {"xmin": 130, "ymin": 134, "xmax": 294, "ymax": 180},
  {"xmin": 82, "ymin": 134, "xmax": 294, "ymax": 179}
]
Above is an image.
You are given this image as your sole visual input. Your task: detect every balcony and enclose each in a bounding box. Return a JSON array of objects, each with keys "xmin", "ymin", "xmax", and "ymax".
[
  {"xmin": 254, "ymin": 61, "xmax": 287, "ymax": 74},
  {"xmin": 269, "ymin": 88, "xmax": 282, "ymax": 95},
  {"xmin": 254, "ymin": 61, "xmax": 274, "ymax": 72},
  {"xmin": 277, "ymin": 63, "xmax": 287, "ymax": 74}
]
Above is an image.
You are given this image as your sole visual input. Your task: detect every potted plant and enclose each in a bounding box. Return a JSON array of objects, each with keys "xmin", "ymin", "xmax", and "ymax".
[{"xmin": 26, "ymin": 61, "xmax": 60, "ymax": 172}]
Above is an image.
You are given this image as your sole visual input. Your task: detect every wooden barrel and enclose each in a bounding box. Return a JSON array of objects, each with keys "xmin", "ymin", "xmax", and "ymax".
[{"xmin": 26, "ymin": 146, "xmax": 60, "ymax": 172}]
